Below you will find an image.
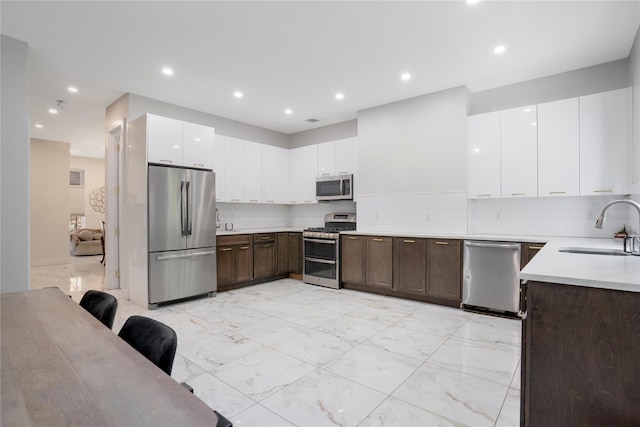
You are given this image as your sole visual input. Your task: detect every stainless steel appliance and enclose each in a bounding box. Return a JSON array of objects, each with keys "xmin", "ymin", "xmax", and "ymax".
[
  {"xmin": 303, "ymin": 212, "xmax": 356, "ymax": 289},
  {"xmin": 147, "ymin": 165, "xmax": 217, "ymax": 309},
  {"xmin": 462, "ymin": 240, "xmax": 521, "ymax": 316},
  {"xmin": 316, "ymin": 174, "xmax": 353, "ymax": 201}
]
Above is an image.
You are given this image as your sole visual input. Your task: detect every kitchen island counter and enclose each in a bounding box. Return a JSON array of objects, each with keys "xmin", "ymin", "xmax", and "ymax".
[{"xmin": 520, "ymin": 237, "xmax": 640, "ymax": 292}]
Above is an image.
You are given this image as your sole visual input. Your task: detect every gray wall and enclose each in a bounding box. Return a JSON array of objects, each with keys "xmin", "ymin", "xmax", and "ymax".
[
  {"xmin": 289, "ymin": 120, "xmax": 358, "ymax": 148},
  {"xmin": 357, "ymin": 86, "xmax": 469, "ymax": 196},
  {"xmin": 630, "ymin": 27, "xmax": 640, "ymax": 191},
  {"xmin": 1, "ymin": 35, "xmax": 30, "ymax": 293},
  {"xmin": 470, "ymin": 59, "xmax": 630, "ymax": 115}
]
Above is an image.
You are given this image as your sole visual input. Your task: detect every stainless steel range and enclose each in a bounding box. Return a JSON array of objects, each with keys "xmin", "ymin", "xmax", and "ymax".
[{"xmin": 303, "ymin": 212, "xmax": 356, "ymax": 289}]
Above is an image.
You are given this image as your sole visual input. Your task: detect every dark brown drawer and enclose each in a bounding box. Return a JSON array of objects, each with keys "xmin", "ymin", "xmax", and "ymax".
[
  {"xmin": 253, "ymin": 233, "xmax": 276, "ymax": 243},
  {"xmin": 217, "ymin": 234, "xmax": 252, "ymax": 246}
]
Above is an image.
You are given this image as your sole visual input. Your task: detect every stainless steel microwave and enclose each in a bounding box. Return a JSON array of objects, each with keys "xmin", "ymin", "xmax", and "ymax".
[{"xmin": 316, "ymin": 174, "xmax": 353, "ymax": 201}]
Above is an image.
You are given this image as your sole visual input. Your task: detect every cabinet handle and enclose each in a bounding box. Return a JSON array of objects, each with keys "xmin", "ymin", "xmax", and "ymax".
[
  {"xmin": 347, "ymin": 236, "xmax": 358, "ymax": 240},
  {"xmin": 435, "ymin": 241, "xmax": 449, "ymax": 245},
  {"xmin": 322, "ymin": 173, "xmax": 330, "ymax": 176},
  {"xmin": 477, "ymin": 194, "xmax": 491, "ymax": 197},
  {"xmin": 529, "ymin": 245, "xmax": 544, "ymax": 250},
  {"xmin": 373, "ymin": 238, "xmax": 384, "ymax": 242},
  {"xmin": 304, "ymin": 200, "xmax": 313, "ymax": 203},
  {"xmin": 221, "ymin": 248, "xmax": 232, "ymax": 252},
  {"xmin": 266, "ymin": 200, "xmax": 275, "ymax": 203},
  {"xmin": 290, "ymin": 201, "xmax": 297, "ymax": 204},
  {"xmin": 593, "ymin": 190, "xmax": 613, "ymax": 193},
  {"xmin": 403, "ymin": 240, "xmax": 415, "ymax": 243},
  {"xmin": 511, "ymin": 192, "xmax": 526, "ymax": 196},
  {"xmin": 231, "ymin": 198, "xmax": 240, "ymax": 202},
  {"xmin": 289, "ymin": 233, "xmax": 298, "ymax": 236},
  {"xmin": 339, "ymin": 171, "xmax": 349, "ymax": 174},
  {"xmin": 240, "ymin": 246, "xmax": 249, "ymax": 250},
  {"xmin": 192, "ymin": 163, "xmax": 204, "ymax": 167},
  {"xmin": 160, "ymin": 159, "xmax": 173, "ymax": 164},
  {"xmin": 549, "ymin": 191, "xmax": 566, "ymax": 195},
  {"xmin": 263, "ymin": 244, "xmax": 272, "ymax": 248},
  {"xmin": 262, "ymin": 236, "xmax": 271, "ymax": 240},
  {"xmin": 250, "ymin": 199, "xmax": 258, "ymax": 203}
]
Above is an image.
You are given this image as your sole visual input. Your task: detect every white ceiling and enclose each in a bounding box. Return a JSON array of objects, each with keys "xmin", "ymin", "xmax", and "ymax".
[{"xmin": 2, "ymin": 1, "xmax": 639, "ymax": 159}]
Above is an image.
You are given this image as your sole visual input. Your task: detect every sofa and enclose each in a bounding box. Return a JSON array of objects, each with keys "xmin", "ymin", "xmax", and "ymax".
[{"xmin": 70, "ymin": 228, "xmax": 103, "ymax": 256}]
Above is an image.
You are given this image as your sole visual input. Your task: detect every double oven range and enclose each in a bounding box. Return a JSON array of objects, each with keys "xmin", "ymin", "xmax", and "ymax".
[{"xmin": 302, "ymin": 212, "xmax": 356, "ymax": 289}]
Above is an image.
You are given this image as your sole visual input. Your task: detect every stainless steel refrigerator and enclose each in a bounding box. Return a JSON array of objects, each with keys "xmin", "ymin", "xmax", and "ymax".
[{"xmin": 148, "ymin": 165, "xmax": 216, "ymax": 309}]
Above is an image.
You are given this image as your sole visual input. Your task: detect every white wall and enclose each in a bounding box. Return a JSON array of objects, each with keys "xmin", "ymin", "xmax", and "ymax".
[
  {"xmin": 1, "ymin": 35, "xmax": 30, "ymax": 293},
  {"xmin": 30, "ymin": 139, "xmax": 71, "ymax": 266},
  {"xmin": 629, "ymin": 27, "xmax": 640, "ymax": 194},
  {"xmin": 357, "ymin": 86, "xmax": 469, "ymax": 196},
  {"xmin": 70, "ymin": 156, "xmax": 106, "ymax": 229}
]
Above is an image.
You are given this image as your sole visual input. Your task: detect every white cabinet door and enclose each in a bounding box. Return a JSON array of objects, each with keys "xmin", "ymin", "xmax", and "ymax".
[
  {"xmin": 579, "ymin": 87, "xmax": 630, "ymax": 196},
  {"xmin": 213, "ymin": 137, "xmax": 225, "ymax": 202},
  {"xmin": 538, "ymin": 98, "xmax": 580, "ymax": 197},
  {"xmin": 468, "ymin": 112, "xmax": 501, "ymax": 199},
  {"xmin": 244, "ymin": 141, "xmax": 262, "ymax": 203},
  {"xmin": 147, "ymin": 114, "xmax": 183, "ymax": 166},
  {"xmin": 501, "ymin": 106, "xmax": 538, "ymax": 198},
  {"xmin": 317, "ymin": 142, "xmax": 335, "ymax": 177},
  {"xmin": 223, "ymin": 136, "xmax": 245, "ymax": 203},
  {"xmin": 183, "ymin": 122, "xmax": 214, "ymax": 169},
  {"xmin": 288, "ymin": 148, "xmax": 301, "ymax": 204},
  {"xmin": 262, "ymin": 145, "xmax": 289, "ymax": 204},
  {"xmin": 288, "ymin": 145, "xmax": 317, "ymax": 204},
  {"xmin": 334, "ymin": 137, "xmax": 357, "ymax": 176}
]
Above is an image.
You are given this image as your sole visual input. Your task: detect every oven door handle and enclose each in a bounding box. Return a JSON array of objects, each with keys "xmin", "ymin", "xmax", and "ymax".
[
  {"xmin": 304, "ymin": 238, "xmax": 337, "ymax": 245},
  {"xmin": 305, "ymin": 257, "xmax": 336, "ymax": 265}
]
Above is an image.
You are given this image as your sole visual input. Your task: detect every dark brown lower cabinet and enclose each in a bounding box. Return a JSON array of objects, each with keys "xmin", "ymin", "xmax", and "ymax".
[
  {"xmin": 216, "ymin": 234, "xmax": 253, "ymax": 289},
  {"xmin": 426, "ymin": 239, "xmax": 461, "ymax": 302},
  {"xmin": 341, "ymin": 235, "xmax": 365, "ymax": 286},
  {"xmin": 393, "ymin": 238, "xmax": 426, "ymax": 295},
  {"xmin": 522, "ymin": 281, "xmax": 640, "ymax": 426},
  {"xmin": 365, "ymin": 236, "xmax": 393, "ymax": 289},
  {"xmin": 254, "ymin": 241, "xmax": 276, "ymax": 279},
  {"xmin": 521, "ymin": 242, "xmax": 545, "ymax": 268},
  {"xmin": 288, "ymin": 232, "xmax": 302, "ymax": 275}
]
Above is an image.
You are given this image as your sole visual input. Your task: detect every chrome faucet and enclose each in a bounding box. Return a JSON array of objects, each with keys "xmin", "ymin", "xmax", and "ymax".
[{"xmin": 595, "ymin": 199, "xmax": 640, "ymax": 255}]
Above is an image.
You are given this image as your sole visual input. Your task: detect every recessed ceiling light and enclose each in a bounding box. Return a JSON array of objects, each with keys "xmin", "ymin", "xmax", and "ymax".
[
  {"xmin": 162, "ymin": 67, "xmax": 174, "ymax": 76},
  {"xmin": 195, "ymin": 137, "xmax": 201, "ymax": 142},
  {"xmin": 35, "ymin": 124, "xmax": 43, "ymax": 129},
  {"xmin": 234, "ymin": 91, "xmax": 243, "ymax": 98},
  {"xmin": 524, "ymin": 108, "xmax": 532, "ymax": 113},
  {"xmin": 531, "ymin": 122, "xmax": 537, "ymax": 126},
  {"xmin": 67, "ymin": 86, "xmax": 78, "ymax": 93},
  {"xmin": 285, "ymin": 109, "xmax": 293, "ymax": 115},
  {"xmin": 48, "ymin": 108, "xmax": 58, "ymax": 114},
  {"xmin": 335, "ymin": 93, "xmax": 344, "ymax": 100},
  {"xmin": 401, "ymin": 73, "xmax": 411, "ymax": 81},
  {"xmin": 494, "ymin": 45, "xmax": 506, "ymax": 54}
]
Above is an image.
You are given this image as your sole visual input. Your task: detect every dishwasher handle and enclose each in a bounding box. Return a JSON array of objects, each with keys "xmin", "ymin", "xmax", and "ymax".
[{"xmin": 465, "ymin": 241, "xmax": 521, "ymax": 250}]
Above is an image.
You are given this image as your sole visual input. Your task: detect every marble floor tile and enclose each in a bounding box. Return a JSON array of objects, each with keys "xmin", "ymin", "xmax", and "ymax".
[
  {"xmin": 428, "ymin": 337, "xmax": 520, "ymax": 386},
  {"xmin": 451, "ymin": 314, "xmax": 521, "ymax": 351},
  {"xmin": 171, "ymin": 353, "xmax": 206, "ymax": 383},
  {"xmin": 233, "ymin": 317, "xmax": 309, "ymax": 346},
  {"xmin": 179, "ymin": 330, "xmax": 265, "ymax": 371},
  {"xmin": 260, "ymin": 369, "xmax": 387, "ymax": 427},
  {"xmin": 392, "ymin": 362, "xmax": 509, "ymax": 426},
  {"xmin": 272, "ymin": 328, "xmax": 356, "ymax": 366},
  {"xmin": 187, "ymin": 371, "xmax": 255, "ymax": 418},
  {"xmin": 495, "ymin": 387, "xmax": 520, "ymax": 427},
  {"xmin": 279, "ymin": 304, "xmax": 342, "ymax": 328},
  {"xmin": 324, "ymin": 343, "xmax": 422, "ymax": 394},
  {"xmin": 314, "ymin": 313, "xmax": 389, "ymax": 343},
  {"xmin": 346, "ymin": 304, "xmax": 410, "ymax": 325},
  {"xmin": 211, "ymin": 347, "xmax": 316, "ymax": 401},
  {"xmin": 365, "ymin": 326, "xmax": 446, "ymax": 361},
  {"xmin": 395, "ymin": 307, "xmax": 471, "ymax": 337},
  {"xmin": 196, "ymin": 302, "xmax": 273, "ymax": 330},
  {"xmin": 233, "ymin": 404, "xmax": 295, "ymax": 427},
  {"xmin": 359, "ymin": 396, "xmax": 465, "ymax": 427}
]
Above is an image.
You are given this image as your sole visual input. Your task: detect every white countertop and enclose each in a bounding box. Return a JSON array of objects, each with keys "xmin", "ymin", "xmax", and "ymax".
[
  {"xmin": 340, "ymin": 230, "xmax": 551, "ymax": 243},
  {"xmin": 520, "ymin": 237, "xmax": 640, "ymax": 293},
  {"xmin": 216, "ymin": 227, "xmax": 304, "ymax": 236}
]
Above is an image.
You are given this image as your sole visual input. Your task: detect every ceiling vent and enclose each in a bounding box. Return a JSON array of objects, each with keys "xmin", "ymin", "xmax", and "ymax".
[{"xmin": 304, "ymin": 116, "xmax": 323, "ymax": 123}]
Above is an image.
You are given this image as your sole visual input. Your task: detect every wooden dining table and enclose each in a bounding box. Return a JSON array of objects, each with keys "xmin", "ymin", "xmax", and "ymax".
[{"xmin": 1, "ymin": 288, "xmax": 220, "ymax": 426}]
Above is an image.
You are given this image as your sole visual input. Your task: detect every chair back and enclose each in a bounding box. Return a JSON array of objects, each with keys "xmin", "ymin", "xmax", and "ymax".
[
  {"xmin": 118, "ymin": 315, "xmax": 177, "ymax": 375},
  {"xmin": 79, "ymin": 290, "xmax": 118, "ymax": 329}
]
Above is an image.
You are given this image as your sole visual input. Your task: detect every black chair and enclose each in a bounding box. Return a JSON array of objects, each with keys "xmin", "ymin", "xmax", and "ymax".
[
  {"xmin": 118, "ymin": 315, "xmax": 177, "ymax": 376},
  {"xmin": 79, "ymin": 290, "xmax": 118, "ymax": 330}
]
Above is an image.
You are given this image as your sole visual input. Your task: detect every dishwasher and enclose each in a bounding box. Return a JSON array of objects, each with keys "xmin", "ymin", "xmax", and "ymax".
[{"xmin": 462, "ymin": 240, "xmax": 521, "ymax": 316}]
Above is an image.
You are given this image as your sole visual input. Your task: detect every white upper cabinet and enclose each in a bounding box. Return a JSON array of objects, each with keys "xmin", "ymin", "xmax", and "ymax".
[
  {"xmin": 537, "ymin": 97, "xmax": 580, "ymax": 197},
  {"xmin": 288, "ymin": 145, "xmax": 317, "ymax": 204},
  {"xmin": 213, "ymin": 137, "xmax": 225, "ymax": 202},
  {"xmin": 333, "ymin": 137, "xmax": 357, "ymax": 176},
  {"xmin": 223, "ymin": 136, "xmax": 245, "ymax": 203},
  {"xmin": 317, "ymin": 142, "xmax": 335, "ymax": 177},
  {"xmin": 501, "ymin": 105, "xmax": 538, "ymax": 198},
  {"xmin": 147, "ymin": 115, "xmax": 183, "ymax": 166},
  {"xmin": 468, "ymin": 111, "xmax": 501, "ymax": 199},
  {"xmin": 183, "ymin": 122, "xmax": 214, "ymax": 169},
  {"xmin": 244, "ymin": 141, "xmax": 262, "ymax": 203},
  {"xmin": 262, "ymin": 145, "xmax": 289, "ymax": 204},
  {"xmin": 579, "ymin": 87, "xmax": 630, "ymax": 196}
]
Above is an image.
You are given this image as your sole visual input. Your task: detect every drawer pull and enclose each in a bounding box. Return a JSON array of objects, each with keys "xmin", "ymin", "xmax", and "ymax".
[
  {"xmin": 289, "ymin": 233, "xmax": 298, "ymax": 236},
  {"xmin": 435, "ymin": 241, "xmax": 449, "ymax": 245},
  {"xmin": 593, "ymin": 190, "xmax": 613, "ymax": 193},
  {"xmin": 477, "ymin": 194, "xmax": 491, "ymax": 197},
  {"xmin": 403, "ymin": 240, "xmax": 415, "ymax": 243},
  {"xmin": 263, "ymin": 244, "xmax": 272, "ymax": 248},
  {"xmin": 262, "ymin": 237, "xmax": 271, "ymax": 240},
  {"xmin": 529, "ymin": 245, "xmax": 544, "ymax": 250},
  {"xmin": 549, "ymin": 191, "xmax": 566, "ymax": 195},
  {"xmin": 240, "ymin": 246, "xmax": 249, "ymax": 250},
  {"xmin": 347, "ymin": 236, "xmax": 358, "ymax": 240},
  {"xmin": 511, "ymin": 192, "xmax": 526, "ymax": 196},
  {"xmin": 221, "ymin": 248, "xmax": 232, "ymax": 252},
  {"xmin": 373, "ymin": 238, "xmax": 384, "ymax": 242}
]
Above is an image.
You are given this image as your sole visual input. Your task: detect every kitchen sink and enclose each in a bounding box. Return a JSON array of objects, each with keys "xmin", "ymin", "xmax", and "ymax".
[{"xmin": 558, "ymin": 247, "xmax": 629, "ymax": 256}]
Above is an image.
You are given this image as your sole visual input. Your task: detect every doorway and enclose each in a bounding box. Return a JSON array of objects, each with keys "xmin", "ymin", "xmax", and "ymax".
[{"xmin": 106, "ymin": 122, "xmax": 124, "ymax": 292}]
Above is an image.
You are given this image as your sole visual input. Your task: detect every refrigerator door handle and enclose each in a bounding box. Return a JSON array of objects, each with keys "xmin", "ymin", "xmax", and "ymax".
[
  {"xmin": 186, "ymin": 180, "xmax": 192, "ymax": 235},
  {"xmin": 155, "ymin": 250, "xmax": 216, "ymax": 261},
  {"xmin": 180, "ymin": 180, "xmax": 187, "ymax": 236}
]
